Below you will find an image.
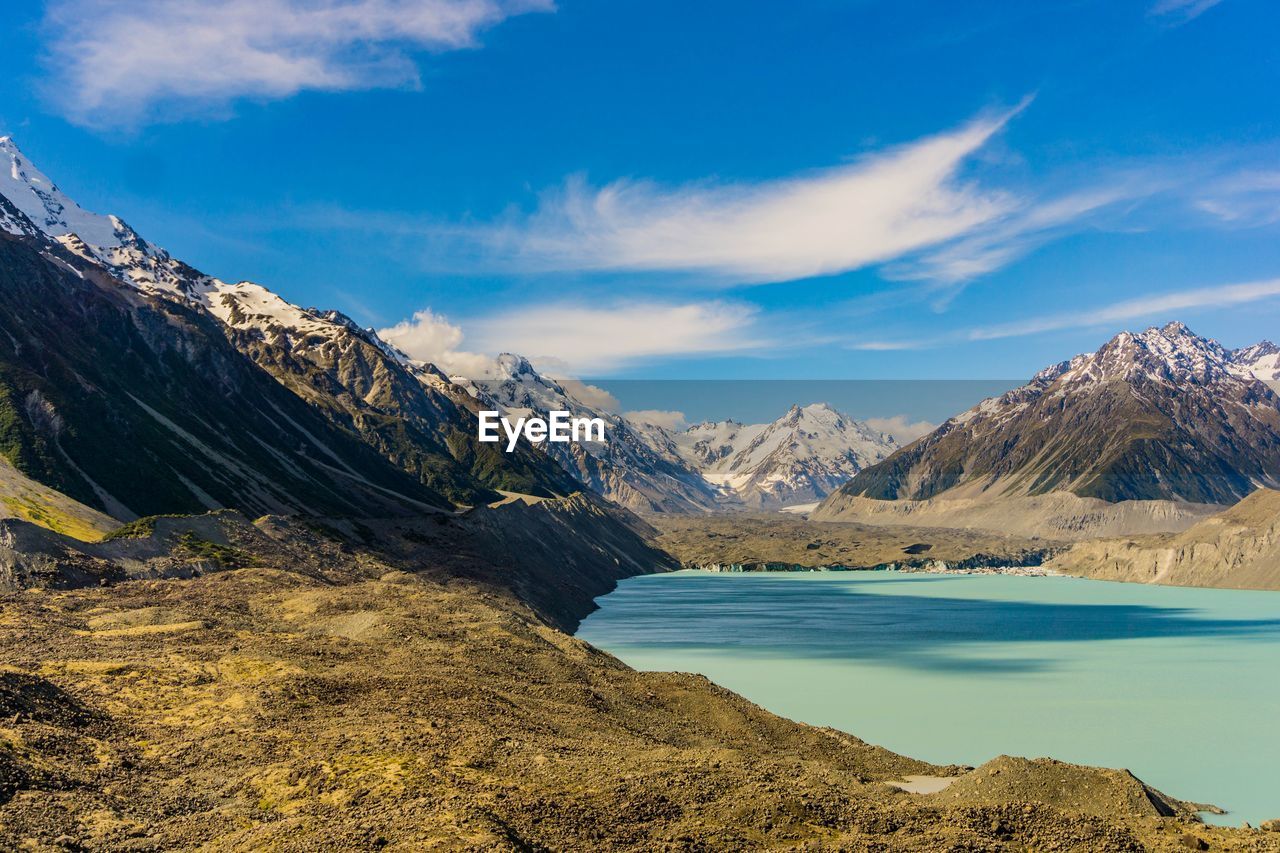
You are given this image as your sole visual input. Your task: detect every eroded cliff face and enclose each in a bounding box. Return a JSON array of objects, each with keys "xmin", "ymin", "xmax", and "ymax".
[
  {"xmin": 813, "ymin": 490, "xmax": 1220, "ymax": 540},
  {"xmin": 1048, "ymin": 488, "xmax": 1280, "ymax": 590}
]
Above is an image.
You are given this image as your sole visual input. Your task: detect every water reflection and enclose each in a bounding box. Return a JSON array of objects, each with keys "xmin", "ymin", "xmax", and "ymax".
[{"xmin": 580, "ymin": 573, "xmax": 1280, "ymax": 673}]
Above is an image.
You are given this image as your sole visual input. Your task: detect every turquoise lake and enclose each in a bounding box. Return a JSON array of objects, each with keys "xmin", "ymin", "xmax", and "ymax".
[{"xmin": 576, "ymin": 570, "xmax": 1280, "ymax": 826}]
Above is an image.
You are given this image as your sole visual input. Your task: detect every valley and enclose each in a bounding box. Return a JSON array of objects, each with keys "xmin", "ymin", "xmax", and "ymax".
[
  {"xmin": 8, "ymin": 508, "xmax": 1266, "ymax": 851},
  {"xmin": 3, "ymin": 133, "xmax": 1280, "ymax": 850}
]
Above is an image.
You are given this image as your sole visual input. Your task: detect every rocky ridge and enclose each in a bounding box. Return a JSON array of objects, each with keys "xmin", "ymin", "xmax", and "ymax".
[{"xmin": 823, "ymin": 322, "xmax": 1280, "ymax": 508}]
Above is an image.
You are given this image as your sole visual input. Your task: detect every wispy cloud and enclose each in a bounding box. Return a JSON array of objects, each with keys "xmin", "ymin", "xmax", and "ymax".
[
  {"xmin": 1149, "ymin": 0, "xmax": 1224, "ymax": 24},
  {"xmin": 968, "ymin": 277, "xmax": 1280, "ymax": 340},
  {"xmin": 467, "ymin": 301, "xmax": 765, "ymax": 373},
  {"xmin": 40, "ymin": 0, "xmax": 552, "ymax": 127},
  {"xmin": 441, "ymin": 104, "xmax": 1029, "ymax": 282},
  {"xmin": 382, "ymin": 300, "xmax": 764, "ymax": 376},
  {"xmin": 846, "ymin": 339, "xmax": 930, "ymax": 351},
  {"xmin": 1193, "ymin": 170, "xmax": 1280, "ymax": 226},
  {"xmin": 888, "ymin": 184, "xmax": 1152, "ymax": 287}
]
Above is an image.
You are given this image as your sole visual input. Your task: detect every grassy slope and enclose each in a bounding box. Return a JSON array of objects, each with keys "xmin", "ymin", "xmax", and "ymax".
[{"xmin": 0, "ymin": 456, "xmax": 115, "ymax": 541}]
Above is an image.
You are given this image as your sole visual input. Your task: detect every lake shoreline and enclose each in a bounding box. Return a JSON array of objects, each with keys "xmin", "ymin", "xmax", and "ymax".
[
  {"xmin": 580, "ymin": 570, "xmax": 1280, "ymax": 827},
  {"xmin": 685, "ymin": 556, "xmax": 1060, "ymax": 577}
]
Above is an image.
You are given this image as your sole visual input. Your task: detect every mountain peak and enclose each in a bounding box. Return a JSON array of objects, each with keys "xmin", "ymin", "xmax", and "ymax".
[
  {"xmin": 0, "ymin": 137, "xmax": 124, "ymax": 250},
  {"xmin": 834, "ymin": 320, "xmax": 1280, "ymax": 506},
  {"xmin": 672, "ymin": 401, "xmax": 896, "ymax": 508},
  {"xmin": 1229, "ymin": 339, "xmax": 1280, "ymax": 381},
  {"xmin": 1233, "ymin": 339, "xmax": 1279, "ymax": 358},
  {"xmin": 1159, "ymin": 320, "xmax": 1193, "ymax": 336},
  {"xmin": 1034, "ymin": 321, "xmax": 1235, "ymax": 388},
  {"xmin": 495, "ymin": 353, "xmax": 536, "ymax": 377}
]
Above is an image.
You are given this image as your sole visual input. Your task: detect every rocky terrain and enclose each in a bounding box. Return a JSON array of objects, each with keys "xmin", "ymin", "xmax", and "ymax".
[
  {"xmin": 4, "ymin": 134, "xmax": 1280, "ymax": 849},
  {"xmin": 649, "ymin": 512, "xmax": 1064, "ymax": 571},
  {"xmin": 812, "ymin": 490, "xmax": 1221, "ymax": 541},
  {"xmin": 3, "ymin": 506, "xmax": 1276, "ymax": 851},
  {"xmin": 1048, "ymin": 487, "xmax": 1280, "ymax": 590}
]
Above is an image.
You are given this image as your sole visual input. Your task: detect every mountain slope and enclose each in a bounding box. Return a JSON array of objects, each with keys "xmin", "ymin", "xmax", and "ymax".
[
  {"xmin": 673, "ymin": 403, "xmax": 896, "ymax": 507},
  {"xmin": 0, "ymin": 454, "xmax": 117, "ymax": 541},
  {"xmin": 822, "ymin": 323, "xmax": 1280, "ymax": 508},
  {"xmin": 0, "ymin": 137, "xmax": 577, "ymax": 506},
  {"xmin": 208, "ymin": 290, "xmax": 580, "ymax": 504},
  {"xmin": 0, "ymin": 205, "xmax": 451, "ymax": 520}
]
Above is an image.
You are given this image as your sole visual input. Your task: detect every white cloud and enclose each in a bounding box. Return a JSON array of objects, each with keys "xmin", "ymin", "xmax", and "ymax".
[
  {"xmin": 381, "ymin": 300, "xmax": 762, "ymax": 377},
  {"xmin": 378, "ymin": 308, "xmax": 499, "ymax": 377},
  {"xmin": 864, "ymin": 415, "xmax": 937, "ymax": 445},
  {"xmin": 623, "ymin": 410, "xmax": 687, "ymax": 431},
  {"xmin": 41, "ymin": 0, "xmax": 552, "ymax": 126},
  {"xmin": 557, "ymin": 379, "xmax": 620, "ymax": 412},
  {"xmin": 451, "ymin": 105, "xmax": 1028, "ymax": 282},
  {"xmin": 464, "ymin": 300, "xmax": 765, "ymax": 374},
  {"xmin": 846, "ymin": 339, "xmax": 929, "ymax": 351},
  {"xmin": 968, "ymin": 278, "xmax": 1280, "ymax": 340},
  {"xmin": 1193, "ymin": 170, "xmax": 1280, "ymax": 226},
  {"xmin": 889, "ymin": 185, "xmax": 1145, "ymax": 285},
  {"xmin": 1149, "ymin": 0, "xmax": 1223, "ymax": 23}
]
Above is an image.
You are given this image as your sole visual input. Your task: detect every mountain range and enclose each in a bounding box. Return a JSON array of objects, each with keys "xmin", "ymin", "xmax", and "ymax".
[
  {"xmin": 0, "ymin": 136, "xmax": 583, "ymax": 521},
  {"xmin": 1230, "ymin": 340, "xmax": 1280, "ymax": 381},
  {"xmin": 819, "ymin": 322, "xmax": 1280, "ymax": 515},
  {"xmin": 468, "ymin": 358, "xmax": 898, "ymax": 511},
  {"xmin": 0, "ymin": 136, "xmax": 898, "ymax": 524},
  {"xmin": 668, "ymin": 403, "xmax": 897, "ymax": 507},
  {"xmin": 10, "ymin": 135, "xmax": 1280, "ymax": 530}
]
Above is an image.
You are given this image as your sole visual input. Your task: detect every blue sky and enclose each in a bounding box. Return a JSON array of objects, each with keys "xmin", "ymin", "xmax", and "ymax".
[{"xmin": 2, "ymin": 0, "xmax": 1280, "ymax": 382}]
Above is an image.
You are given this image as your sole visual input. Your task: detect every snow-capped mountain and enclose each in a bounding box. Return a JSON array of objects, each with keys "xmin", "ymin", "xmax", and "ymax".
[
  {"xmin": 672, "ymin": 404, "xmax": 896, "ymax": 508},
  {"xmin": 0, "ymin": 199, "xmax": 450, "ymax": 519},
  {"xmin": 822, "ymin": 322, "xmax": 1280, "ymax": 508},
  {"xmin": 0, "ymin": 136, "xmax": 943, "ymax": 516},
  {"xmin": 1229, "ymin": 340, "xmax": 1280, "ymax": 381},
  {"xmin": 466, "ymin": 356, "xmax": 722, "ymax": 513},
  {"xmin": 0, "ymin": 136, "xmax": 578, "ymax": 509},
  {"xmin": 469, "ymin": 358, "xmax": 898, "ymax": 511}
]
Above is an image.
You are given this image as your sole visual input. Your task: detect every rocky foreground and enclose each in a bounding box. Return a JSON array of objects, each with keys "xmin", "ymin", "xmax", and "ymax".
[{"xmin": 2, "ymin": 500, "xmax": 1278, "ymax": 851}]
